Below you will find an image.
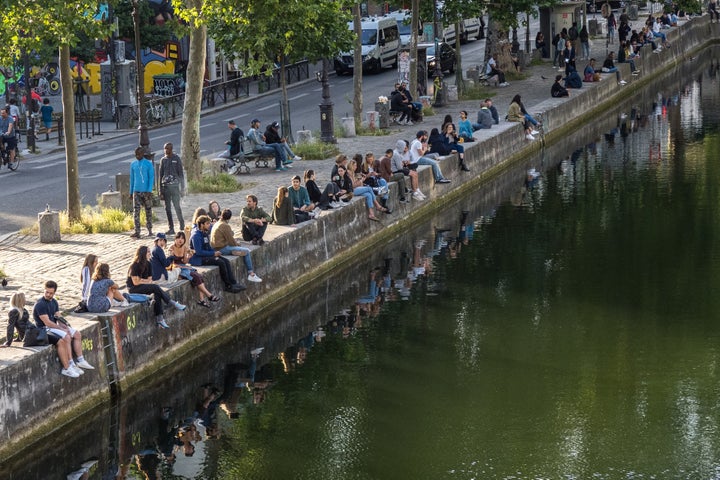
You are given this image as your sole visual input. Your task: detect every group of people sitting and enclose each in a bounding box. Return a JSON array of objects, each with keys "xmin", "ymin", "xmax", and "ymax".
[{"xmin": 221, "ymin": 118, "xmax": 303, "ymax": 173}]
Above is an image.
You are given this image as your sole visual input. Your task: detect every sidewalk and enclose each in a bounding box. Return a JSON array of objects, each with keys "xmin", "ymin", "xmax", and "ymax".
[{"xmin": 0, "ymin": 9, "xmax": 669, "ymax": 330}]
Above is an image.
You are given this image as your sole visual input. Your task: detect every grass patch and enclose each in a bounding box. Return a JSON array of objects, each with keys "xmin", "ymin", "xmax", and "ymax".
[
  {"xmin": 506, "ymin": 71, "xmax": 529, "ymax": 82},
  {"xmin": 0, "ymin": 267, "xmax": 6, "ymax": 279},
  {"xmin": 460, "ymin": 84, "xmax": 497, "ymax": 101},
  {"xmin": 188, "ymin": 173, "xmax": 240, "ymax": 194},
  {"xmin": 20, "ymin": 206, "xmax": 148, "ymax": 235},
  {"xmin": 293, "ymin": 141, "xmax": 341, "ymax": 160},
  {"xmin": 356, "ymin": 126, "xmax": 391, "ymax": 136},
  {"xmin": 423, "ymin": 105, "xmax": 436, "ymax": 117}
]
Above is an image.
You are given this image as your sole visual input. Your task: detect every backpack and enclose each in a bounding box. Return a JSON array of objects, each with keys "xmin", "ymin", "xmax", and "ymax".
[{"xmin": 551, "ymin": 34, "xmax": 560, "ymax": 47}]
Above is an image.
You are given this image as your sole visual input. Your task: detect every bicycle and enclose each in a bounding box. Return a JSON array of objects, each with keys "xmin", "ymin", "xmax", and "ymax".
[{"xmin": 0, "ymin": 141, "xmax": 20, "ymax": 171}]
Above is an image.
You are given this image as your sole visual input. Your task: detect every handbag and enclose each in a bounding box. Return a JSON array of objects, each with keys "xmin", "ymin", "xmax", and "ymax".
[
  {"xmin": 73, "ymin": 300, "xmax": 88, "ymax": 313},
  {"xmin": 123, "ymin": 293, "xmax": 152, "ymax": 304},
  {"xmin": 24, "ymin": 326, "xmax": 49, "ymax": 347}
]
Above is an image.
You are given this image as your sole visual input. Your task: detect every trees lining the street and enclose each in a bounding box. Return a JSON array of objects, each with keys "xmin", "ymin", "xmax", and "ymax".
[{"xmin": 0, "ymin": 0, "xmax": 111, "ymax": 222}]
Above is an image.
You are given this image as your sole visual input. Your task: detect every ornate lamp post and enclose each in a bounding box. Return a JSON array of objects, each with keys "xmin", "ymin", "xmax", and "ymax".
[
  {"xmin": 432, "ymin": 0, "xmax": 445, "ymax": 107},
  {"xmin": 132, "ymin": 0, "xmax": 151, "ymax": 156},
  {"xmin": 318, "ymin": 58, "xmax": 336, "ymax": 143}
]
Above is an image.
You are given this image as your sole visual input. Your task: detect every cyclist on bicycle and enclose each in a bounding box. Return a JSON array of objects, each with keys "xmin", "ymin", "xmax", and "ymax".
[{"xmin": 0, "ymin": 106, "xmax": 17, "ymax": 165}]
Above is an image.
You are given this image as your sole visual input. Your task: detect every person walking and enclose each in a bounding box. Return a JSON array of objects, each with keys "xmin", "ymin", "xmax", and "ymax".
[
  {"xmin": 129, "ymin": 146, "xmax": 154, "ymax": 239},
  {"xmin": 159, "ymin": 142, "xmax": 185, "ymax": 235}
]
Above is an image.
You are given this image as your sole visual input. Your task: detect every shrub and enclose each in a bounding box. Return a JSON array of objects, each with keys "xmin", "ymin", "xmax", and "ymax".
[
  {"xmin": 189, "ymin": 173, "xmax": 240, "ymax": 193},
  {"xmin": 21, "ymin": 206, "xmax": 144, "ymax": 235},
  {"xmin": 293, "ymin": 141, "xmax": 341, "ymax": 160}
]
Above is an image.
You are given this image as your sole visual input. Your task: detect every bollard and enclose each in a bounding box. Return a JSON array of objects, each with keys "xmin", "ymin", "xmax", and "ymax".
[
  {"xmin": 38, "ymin": 208, "xmax": 61, "ymax": 243},
  {"xmin": 365, "ymin": 111, "xmax": 379, "ymax": 130},
  {"xmin": 375, "ymin": 102, "xmax": 389, "ymax": 129},
  {"xmin": 296, "ymin": 130, "xmax": 313, "ymax": 144},
  {"xmin": 341, "ymin": 117, "xmax": 356, "ymax": 137},
  {"xmin": 100, "ymin": 190, "xmax": 122, "ymax": 210}
]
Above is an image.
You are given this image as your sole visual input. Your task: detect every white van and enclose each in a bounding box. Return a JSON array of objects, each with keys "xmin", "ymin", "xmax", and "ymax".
[
  {"xmin": 334, "ymin": 16, "xmax": 401, "ymax": 75},
  {"xmin": 388, "ymin": 10, "xmax": 423, "ymax": 47},
  {"xmin": 443, "ymin": 17, "xmax": 482, "ymax": 44}
]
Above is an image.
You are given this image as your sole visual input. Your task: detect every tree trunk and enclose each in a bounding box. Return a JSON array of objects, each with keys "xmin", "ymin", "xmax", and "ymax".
[
  {"xmin": 280, "ymin": 57, "xmax": 291, "ymax": 143},
  {"xmin": 484, "ymin": 14, "xmax": 510, "ymax": 70},
  {"xmin": 60, "ymin": 44, "xmax": 80, "ymax": 222},
  {"xmin": 455, "ymin": 21, "xmax": 464, "ymax": 95},
  {"xmin": 181, "ymin": 19, "xmax": 207, "ymax": 182},
  {"xmin": 409, "ymin": 0, "xmax": 419, "ymax": 99},
  {"xmin": 352, "ymin": 3, "xmax": 363, "ymax": 128}
]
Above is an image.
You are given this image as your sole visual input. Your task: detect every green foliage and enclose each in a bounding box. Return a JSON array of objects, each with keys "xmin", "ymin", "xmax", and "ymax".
[
  {"xmin": 206, "ymin": 0, "xmax": 353, "ymax": 76},
  {"xmin": 356, "ymin": 126, "xmax": 392, "ymax": 136},
  {"xmin": 459, "ymin": 84, "xmax": 496, "ymax": 101},
  {"xmin": 423, "ymin": 105, "xmax": 435, "ymax": 117},
  {"xmin": 21, "ymin": 206, "xmax": 146, "ymax": 235},
  {"xmin": 293, "ymin": 141, "xmax": 341, "ymax": 160},
  {"xmin": 0, "ymin": 267, "xmax": 6, "ymax": 279},
  {"xmin": 0, "ymin": 0, "xmax": 113, "ymax": 66},
  {"xmin": 189, "ymin": 173, "xmax": 241, "ymax": 193},
  {"xmin": 114, "ymin": 0, "xmax": 176, "ymax": 51}
]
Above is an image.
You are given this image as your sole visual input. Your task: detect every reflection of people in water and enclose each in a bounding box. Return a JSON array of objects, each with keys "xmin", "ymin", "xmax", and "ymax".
[{"xmin": 135, "ymin": 447, "xmax": 161, "ymax": 480}]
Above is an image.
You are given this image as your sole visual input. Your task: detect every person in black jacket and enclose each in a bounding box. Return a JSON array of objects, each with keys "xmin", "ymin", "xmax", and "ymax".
[
  {"xmin": 1, "ymin": 292, "xmax": 29, "ymax": 347},
  {"xmin": 551, "ymin": 75, "xmax": 569, "ymax": 97},
  {"xmin": 390, "ymin": 85, "xmax": 413, "ymax": 125},
  {"xmin": 264, "ymin": 121, "xmax": 301, "ymax": 163},
  {"xmin": 221, "ymin": 120, "xmax": 243, "ymax": 158}
]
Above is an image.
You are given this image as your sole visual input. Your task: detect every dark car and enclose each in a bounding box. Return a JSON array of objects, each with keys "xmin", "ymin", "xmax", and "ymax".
[{"xmin": 426, "ymin": 42, "xmax": 456, "ymax": 75}]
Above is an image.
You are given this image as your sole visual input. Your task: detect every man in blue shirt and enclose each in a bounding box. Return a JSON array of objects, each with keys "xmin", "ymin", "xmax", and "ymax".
[
  {"xmin": 129, "ymin": 146, "xmax": 155, "ymax": 238},
  {"xmin": 189, "ymin": 215, "xmax": 245, "ymax": 293}
]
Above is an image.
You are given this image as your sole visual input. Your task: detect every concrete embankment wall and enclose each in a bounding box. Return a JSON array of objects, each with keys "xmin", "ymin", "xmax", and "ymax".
[{"xmin": 0, "ymin": 15, "xmax": 713, "ymax": 463}]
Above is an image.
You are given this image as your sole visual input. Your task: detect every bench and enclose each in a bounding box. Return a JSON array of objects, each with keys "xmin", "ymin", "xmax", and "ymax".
[{"xmin": 240, "ymin": 136, "xmax": 275, "ymax": 169}]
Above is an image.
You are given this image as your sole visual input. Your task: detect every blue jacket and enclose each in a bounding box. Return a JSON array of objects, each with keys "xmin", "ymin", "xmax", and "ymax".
[
  {"xmin": 188, "ymin": 226, "xmax": 215, "ymax": 266},
  {"xmin": 129, "ymin": 158, "xmax": 154, "ymax": 194},
  {"xmin": 150, "ymin": 244, "xmax": 173, "ymax": 281}
]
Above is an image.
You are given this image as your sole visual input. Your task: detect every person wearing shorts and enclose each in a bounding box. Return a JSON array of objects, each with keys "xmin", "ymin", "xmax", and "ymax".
[{"xmin": 32, "ymin": 280, "xmax": 95, "ymax": 378}]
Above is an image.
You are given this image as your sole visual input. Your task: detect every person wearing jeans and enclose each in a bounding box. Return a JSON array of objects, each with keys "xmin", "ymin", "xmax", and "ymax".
[
  {"xmin": 409, "ymin": 130, "xmax": 451, "ymax": 184},
  {"xmin": 247, "ymin": 118, "xmax": 288, "ymax": 171},
  {"xmin": 190, "ymin": 215, "xmax": 246, "ymax": 292},
  {"xmin": 158, "ymin": 142, "xmax": 185, "ymax": 235},
  {"xmin": 210, "ymin": 209, "xmax": 263, "ymax": 283}
]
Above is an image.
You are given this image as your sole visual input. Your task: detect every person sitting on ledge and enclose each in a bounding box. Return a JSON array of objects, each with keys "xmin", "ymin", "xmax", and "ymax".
[
  {"xmin": 87, "ymin": 263, "xmax": 128, "ymax": 313},
  {"xmin": 378, "ymin": 148, "xmax": 409, "ymax": 205},
  {"xmin": 409, "ymin": 130, "xmax": 451, "ymax": 184},
  {"xmin": 359, "ymin": 152, "xmax": 390, "ymax": 206},
  {"xmin": 1, "ymin": 292, "xmax": 29, "ymax": 347},
  {"xmin": 33, "ymin": 280, "xmax": 96, "ymax": 377},
  {"xmin": 345, "ymin": 159, "xmax": 387, "ymax": 222},
  {"xmin": 391, "ymin": 141, "xmax": 424, "ymax": 201},
  {"xmin": 150, "ymin": 233, "xmax": 175, "ymax": 283},
  {"xmin": 168, "ymin": 231, "xmax": 219, "ymax": 307},
  {"xmin": 507, "ymin": 94, "xmax": 536, "ymax": 141},
  {"xmin": 240, "ymin": 194, "xmax": 272, "ymax": 244},
  {"xmin": 127, "ymin": 246, "xmax": 187, "ymax": 329},
  {"xmin": 565, "ymin": 66, "xmax": 583, "ymax": 89},
  {"xmin": 583, "ymin": 58, "xmax": 599, "ymax": 82},
  {"xmin": 190, "ymin": 215, "xmax": 246, "ymax": 292},
  {"xmin": 271, "ymin": 186, "xmax": 295, "ymax": 226},
  {"xmin": 551, "ymin": 75, "xmax": 570, "ymax": 97},
  {"xmin": 210, "ymin": 209, "xmax": 262, "ymax": 283},
  {"xmin": 289, "ymin": 175, "xmax": 318, "ymax": 222},
  {"xmin": 305, "ymin": 169, "xmax": 343, "ymax": 210}
]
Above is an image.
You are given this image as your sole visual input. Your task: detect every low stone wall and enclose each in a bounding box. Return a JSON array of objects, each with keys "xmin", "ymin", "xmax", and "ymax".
[{"xmin": 0, "ymin": 14, "xmax": 714, "ymax": 463}]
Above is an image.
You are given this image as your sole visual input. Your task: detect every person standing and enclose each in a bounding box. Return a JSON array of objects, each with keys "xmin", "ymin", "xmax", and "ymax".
[
  {"xmin": 159, "ymin": 142, "xmax": 185, "ymax": 235},
  {"xmin": 129, "ymin": 146, "xmax": 154, "ymax": 239}
]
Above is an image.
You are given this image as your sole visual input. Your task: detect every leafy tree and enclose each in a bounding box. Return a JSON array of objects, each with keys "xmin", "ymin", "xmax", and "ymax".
[
  {"xmin": 207, "ymin": 0, "xmax": 353, "ymax": 147},
  {"xmin": 0, "ymin": 0, "xmax": 111, "ymax": 222},
  {"xmin": 115, "ymin": 0, "xmax": 176, "ymax": 51}
]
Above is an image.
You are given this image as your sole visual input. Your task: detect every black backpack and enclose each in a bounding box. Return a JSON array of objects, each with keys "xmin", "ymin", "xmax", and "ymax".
[{"xmin": 551, "ymin": 34, "xmax": 560, "ymax": 47}]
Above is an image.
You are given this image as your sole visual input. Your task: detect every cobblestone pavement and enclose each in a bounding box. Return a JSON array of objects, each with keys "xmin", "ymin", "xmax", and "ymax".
[{"xmin": 0, "ymin": 11, "xmax": 679, "ymax": 333}]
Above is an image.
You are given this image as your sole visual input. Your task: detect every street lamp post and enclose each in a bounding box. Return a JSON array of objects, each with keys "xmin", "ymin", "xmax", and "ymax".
[
  {"xmin": 318, "ymin": 58, "xmax": 336, "ymax": 143},
  {"xmin": 432, "ymin": 0, "xmax": 445, "ymax": 107},
  {"xmin": 132, "ymin": 0, "xmax": 151, "ymax": 156}
]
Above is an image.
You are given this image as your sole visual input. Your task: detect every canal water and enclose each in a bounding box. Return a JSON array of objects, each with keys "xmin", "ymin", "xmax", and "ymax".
[{"xmin": 6, "ymin": 52, "xmax": 720, "ymax": 480}]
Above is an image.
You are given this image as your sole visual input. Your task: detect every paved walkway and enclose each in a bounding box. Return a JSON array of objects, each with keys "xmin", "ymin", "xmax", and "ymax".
[{"xmin": 0, "ymin": 9, "xmax": 676, "ymax": 335}]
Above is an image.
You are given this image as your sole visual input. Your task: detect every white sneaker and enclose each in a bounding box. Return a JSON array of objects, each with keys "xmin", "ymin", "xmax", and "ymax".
[
  {"xmin": 248, "ymin": 273, "xmax": 263, "ymax": 283},
  {"xmin": 619, "ymin": 80, "xmax": 627, "ymax": 85},
  {"xmin": 412, "ymin": 191, "xmax": 425, "ymax": 201},
  {"xmin": 172, "ymin": 300, "xmax": 187, "ymax": 311},
  {"xmin": 405, "ymin": 120, "xmax": 414, "ymax": 126},
  {"xmin": 526, "ymin": 134, "xmax": 535, "ymax": 140},
  {"xmin": 292, "ymin": 155, "xmax": 302, "ymax": 161},
  {"xmin": 71, "ymin": 364, "xmax": 85, "ymax": 375},
  {"xmin": 75, "ymin": 359, "xmax": 95, "ymax": 370},
  {"xmin": 61, "ymin": 367, "xmax": 80, "ymax": 378},
  {"xmin": 251, "ymin": 347, "xmax": 265, "ymax": 357},
  {"xmin": 227, "ymin": 165, "xmax": 238, "ymax": 175}
]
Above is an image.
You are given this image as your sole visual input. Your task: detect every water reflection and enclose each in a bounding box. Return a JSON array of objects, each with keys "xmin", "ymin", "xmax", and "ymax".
[{"xmin": 6, "ymin": 48, "xmax": 720, "ymax": 480}]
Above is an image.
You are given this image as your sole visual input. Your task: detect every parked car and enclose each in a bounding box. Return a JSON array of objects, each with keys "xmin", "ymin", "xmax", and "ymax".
[{"xmin": 425, "ymin": 42, "xmax": 456, "ymax": 75}]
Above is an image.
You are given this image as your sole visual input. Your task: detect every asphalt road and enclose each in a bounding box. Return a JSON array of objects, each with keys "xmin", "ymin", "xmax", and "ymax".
[{"xmin": 0, "ymin": 33, "xmax": 494, "ymax": 236}]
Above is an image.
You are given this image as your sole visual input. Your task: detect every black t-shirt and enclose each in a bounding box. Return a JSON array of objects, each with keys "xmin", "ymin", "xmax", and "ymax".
[
  {"xmin": 32, "ymin": 297, "xmax": 58, "ymax": 328},
  {"xmin": 126, "ymin": 262, "xmax": 151, "ymax": 289}
]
